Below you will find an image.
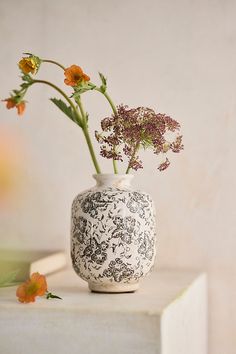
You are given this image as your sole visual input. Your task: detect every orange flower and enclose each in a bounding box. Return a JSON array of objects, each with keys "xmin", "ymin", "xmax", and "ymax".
[
  {"xmin": 18, "ymin": 57, "xmax": 38, "ymax": 75},
  {"xmin": 64, "ymin": 65, "xmax": 90, "ymax": 86},
  {"xmin": 16, "ymin": 101, "xmax": 26, "ymax": 115},
  {"xmin": 16, "ymin": 272, "xmax": 47, "ymax": 303},
  {"xmin": 3, "ymin": 98, "xmax": 16, "ymax": 109},
  {"xmin": 3, "ymin": 98, "xmax": 26, "ymax": 116}
]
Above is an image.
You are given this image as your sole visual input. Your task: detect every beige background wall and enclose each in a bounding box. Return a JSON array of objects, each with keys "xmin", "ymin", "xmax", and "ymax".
[{"xmin": 0, "ymin": 0, "xmax": 235, "ymax": 353}]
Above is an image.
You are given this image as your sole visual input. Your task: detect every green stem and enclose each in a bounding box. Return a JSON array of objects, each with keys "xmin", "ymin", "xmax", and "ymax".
[
  {"xmin": 76, "ymin": 96, "xmax": 87, "ymax": 125},
  {"xmin": 32, "ymin": 79, "xmax": 80, "ymax": 123},
  {"xmin": 42, "ymin": 59, "xmax": 66, "ymax": 71},
  {"xmin": 83, "ymin": 126, "xmax": 101, "ymax": 174},
  {"xmin": 31, "ymin": 79, "xmax": 101, "ymax": 174},
  {"xmin": 95, "ymin": 88, "xmax": 117, "ymax": 115},
  {"xmin": 94, "ymin": 86, "xmax": 119, "ymax": 174},
  {"xmin": 76, "ymin": 95, "xmax": 101, "ymax": 174},
  {"xmin": 113, "ymin": 159, "xmax": 118, "ymax": 174}
]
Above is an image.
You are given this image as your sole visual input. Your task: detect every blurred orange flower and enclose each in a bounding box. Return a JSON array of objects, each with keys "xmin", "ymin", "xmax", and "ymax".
[
  {"xmin": 16, "ymin": 272, "xmax": 47, "ymax": 303},
  {"xmin": 3, "ymin": 98, "xmax": 16, "ymax": 109},
  {"xmin": 64, "ymin": 65, "xmax": 90, "ymax": 86},
  {"xmin": 3, "ymin": 98, "xmax": 26, "ymax": 116}
]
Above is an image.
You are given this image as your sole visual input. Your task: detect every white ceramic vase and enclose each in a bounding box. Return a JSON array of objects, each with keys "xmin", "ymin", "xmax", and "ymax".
[{"xmin": 71, "ymin": 174, "xmax": 156, "ymax": 293}]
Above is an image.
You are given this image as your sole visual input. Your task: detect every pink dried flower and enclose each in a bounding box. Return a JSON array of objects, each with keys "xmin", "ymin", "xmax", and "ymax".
[
  {"xmin": 100, "ymin": 146, "xmax": 122, "ymax": 161},
  {"xmin": 170, "ymin": 135, "xmax": 184, "ymax": 153},
  {"xmin": 95, "ymin": 131, "xmax": 103, "ymax": 143},
  {"xmin": 101, "ymin": 117, "xmax": 114, "ymax": 131},
  {"xmin": 163, "ymin": 115, "xmax": 180, "ymax": 132},
  {"xmin": 123, "ymin": 144, "xmax": 132, "ymax": 157},
  {"xmin": 158, "ymin": 158, "xmax": 170, "ymax": 171},
  {"xmin": 128, "ymin": 158, "xmax": 143, "ymax": 171},
  {"xmin": 95, "ymin": 104, "xmax": 183, "ymax": 172}
]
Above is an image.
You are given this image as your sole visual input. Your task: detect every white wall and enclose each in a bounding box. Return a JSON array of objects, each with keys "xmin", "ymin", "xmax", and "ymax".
[{"xmin": 0, "ymin": 0, "xmax": 235, "ymax": 353}]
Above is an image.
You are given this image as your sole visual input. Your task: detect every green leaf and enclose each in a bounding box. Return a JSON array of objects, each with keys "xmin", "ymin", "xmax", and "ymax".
[
  {"xmin": 99, "ymin": 72, "xmax": 107, "ymax": 86},
  {"xmin": 23, "ymin": 52, "xmax": 33, "ymax": 56},
  {"xmin": 50, "ymin": 98, "xmax": 81, "ymax": 127},
  {"xmin": 0, "ymin": 270, "xmax": 19, "ymax": 287},
  {"xmin": 20, "ymin": 83, "xmax": 30, "ymax": 90},
  {"xmin": 73, "ymin": 82, "xmax": 96, "ymax": 97},
  {"xmin": 99, "ymin": 72, "xmax": 107, "ymax": 93},
  {"xmin": 21, "ymin": 74, "xmax": 33, "ymax": 83},
  {"xmin": 46, "ymin": 292, "xmax": 62, "ymax": 300}
]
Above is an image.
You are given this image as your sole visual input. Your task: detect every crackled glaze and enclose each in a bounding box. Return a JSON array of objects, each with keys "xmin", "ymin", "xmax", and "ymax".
[{"xmin": 71, "ymin": 174, "xmax": 156, "ymax": 292}]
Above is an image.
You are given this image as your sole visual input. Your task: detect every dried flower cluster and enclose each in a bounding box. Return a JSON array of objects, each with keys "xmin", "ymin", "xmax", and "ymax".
[{"xmin": 95, "ymin": 105, "xmax": 183, "ymax": 172}]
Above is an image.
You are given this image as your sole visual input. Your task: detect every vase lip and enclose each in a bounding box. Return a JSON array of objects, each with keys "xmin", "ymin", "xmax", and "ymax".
[
  {"xmin": 93, "ymin": 173, "xmax": 134, "ymax": 179},
  {"xmin": 93, "ymin": 173, "xmax": 134, "ymax": 186}
]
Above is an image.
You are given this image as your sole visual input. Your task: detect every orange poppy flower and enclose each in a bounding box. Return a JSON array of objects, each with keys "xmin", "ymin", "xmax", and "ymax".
[
  {"xmin": 16, "ymin": 272, "xmax": 47, "ymax": 303},
  {"xmin": 64, "ymin": 65, "xmax": 90, "ymax": 86},
  {"xmin": 3, "ymin": 98, "xmax": 26, "ymax": 116}
]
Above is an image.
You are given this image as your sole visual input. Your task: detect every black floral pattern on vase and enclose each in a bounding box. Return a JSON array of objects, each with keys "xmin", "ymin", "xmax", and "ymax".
[
  {"xmin": 103, "ymin": 258, "xmax": 134, "ymax": 282},
  {"xmin": 82, "ymin": 238, "xmax": 109, "ymax": 265},
  {"xmin": 138, "ymin": 232, "xmax": 155, "ymax": 261},
  {"xmin": 111, "ymin": 215, "xmax": 137, "ymax": 245},
  {"xmin": 126, "ymin": 192, "xmax": 150, "ymax": 218},
  {"xmin": 72, "ymin": 216, "xmax": 90, "ymax": 244},
  {"xmin": 77, "ymin": 216, "xmax": 87, "ymax": 232},
  {"xmin": 71, "ymin": 186, "xmax": 156, "ymax": 285},
  {"xmin": 81, "ymin": 191, "xmax": 115, "ymax": 218}
]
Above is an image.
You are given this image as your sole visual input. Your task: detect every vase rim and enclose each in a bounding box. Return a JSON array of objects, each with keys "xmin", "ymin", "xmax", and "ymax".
[
  {"xmin": 93, "ymin": 173, "xmax": 134, "ymax": 178},
  {"xmin": 93, "ymin": 173, "xmax": 134, "ymax": 187}
]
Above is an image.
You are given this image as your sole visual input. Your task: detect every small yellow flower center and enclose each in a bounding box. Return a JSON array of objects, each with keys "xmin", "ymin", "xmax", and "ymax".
[{"xmin": 26, "ymin": 282, "xmax": 39, "ymax": 295}]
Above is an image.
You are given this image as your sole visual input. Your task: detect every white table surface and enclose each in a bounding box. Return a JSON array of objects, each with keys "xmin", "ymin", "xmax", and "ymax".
[{"xmin": 0, "ymin": 268, "xmax": 207, "ymax": 354}]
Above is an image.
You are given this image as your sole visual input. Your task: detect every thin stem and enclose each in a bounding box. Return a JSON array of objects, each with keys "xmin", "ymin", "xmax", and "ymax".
[
  {"xmin": 125, "ymin": 142, "xmax": 140, "ymax": 174},
  {"xmin": 32, "ymin": 79, "xmax": 80, "ymax": 123},
  {"xmin": 31, "ymin": 79, "xmax": 101, "ymax": 174},
  {"xmin": 95, "ymin": 88, "xmax": 117, "ymax": 115},
  {"xmin": 76, "ymin": 96, "xmax": 87, "ymax": 125},
  {"xmin": 42, "ymin": 59, "xmax": 66, "ymax": 71},
  {"xmin": 94, "ymin": 86, "xmax": 119, "ymax": 174},
  {"xmin": 75, "ymin": 95, "xmax": 101, "ymax": 174},
  {"xmin": 112, "ymin": 159, "xmax": 118, "ymax": 174},
  {"xmin": 83, "ymin": 126, "xmax": 101, "ymax": 174}
]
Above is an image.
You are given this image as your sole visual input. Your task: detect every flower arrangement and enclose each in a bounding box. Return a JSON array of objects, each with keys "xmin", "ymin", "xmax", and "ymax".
[{"xmin": 3, "ymin": 53, "xmax": 183, "ymax": 174}]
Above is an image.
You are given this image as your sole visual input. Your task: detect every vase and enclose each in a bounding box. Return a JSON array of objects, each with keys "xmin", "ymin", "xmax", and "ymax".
[{"xmin": 71, "ymin": 174, "xmax": 156, "ymax": 293}]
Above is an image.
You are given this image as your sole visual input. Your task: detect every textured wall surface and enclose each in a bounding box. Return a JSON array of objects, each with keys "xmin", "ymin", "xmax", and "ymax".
[{"xmin": 0, "ymin": 1, "xmax": 235, "ymax": 353}]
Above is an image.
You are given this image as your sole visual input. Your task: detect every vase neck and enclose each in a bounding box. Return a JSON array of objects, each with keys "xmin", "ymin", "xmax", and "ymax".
[{"xmin": 93, "ymin": 174, "xmax": 134, "ymax": 188}]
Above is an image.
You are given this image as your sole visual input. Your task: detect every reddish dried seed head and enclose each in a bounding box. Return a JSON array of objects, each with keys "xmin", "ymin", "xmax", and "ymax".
[{"xmin": 95, "ymin": 105, "xmax": 183, "ymax": 172}]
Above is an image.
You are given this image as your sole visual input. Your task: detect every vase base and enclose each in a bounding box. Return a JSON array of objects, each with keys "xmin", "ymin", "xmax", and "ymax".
[{"xmin": 88, "ymin": 282, "xmax": 139, "ymax": 293}]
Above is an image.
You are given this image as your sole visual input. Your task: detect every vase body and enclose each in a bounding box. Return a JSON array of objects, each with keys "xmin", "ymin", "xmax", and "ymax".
[{"xmin": 71, "ymin": 174, "xmax": 156, "ymax": 293}]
